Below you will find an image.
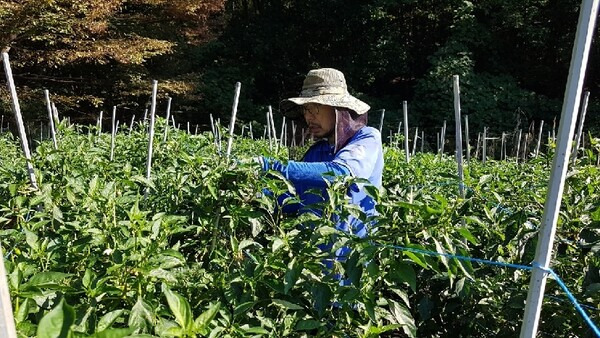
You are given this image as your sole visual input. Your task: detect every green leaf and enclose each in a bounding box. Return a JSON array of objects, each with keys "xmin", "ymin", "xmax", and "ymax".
[
  {"xmin": 272, "ymin": 299, "xmax": 304, "ymax": 310},
  {"xmin": 388, "ymin": 263, "xmax": 416, "ymax": 292},
  {"xmin": 97, "ymin": 309, "xmax": 125, "ymax": 331},
  {"xmin": 23, "ymin": 272, "xmax": 72, "ymax": 289},
  {"xmin": 234, "ymin": 302, "xmax": 255, "ymax": 317},
  {"xmin": 128, "ymin": 297, "xmax": 154, "ymax": 332},
  {"xmin": 162, "ymin": 283, "xmax": 193, "ymax": 332},
  {"xmin": 37, "ymin": 298, "xmax": 75, "ymax": 338},
  {"xmin": 272, "ymin": 238, "xmax": 285, "ymax": 253},
  {"xmin": 284, "ymin": 258, "xmax": 301, "ymax": 294},
  {"xmin": 457, "ymin": 227, "xmax": 479, "ymax": 245},
  {"xmin": 194, "ymin": 302, "xmax": 221, "ymax": 334},
  {"xmin": 311, "ymin": 282, "xmax": 332, "ymax": 317},
  {"xmin": 295, "ymin": 319, "xmax": 322, "ymax": 331},
  {"xmin": 91, "ymin": 328, "xmax": 135, "ymax": 338}
]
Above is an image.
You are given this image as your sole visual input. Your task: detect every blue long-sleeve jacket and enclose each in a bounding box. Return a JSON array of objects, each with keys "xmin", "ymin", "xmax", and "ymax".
[{"xmin": 262, "ymin": 126, "xmax": 384, "ymax": 240}]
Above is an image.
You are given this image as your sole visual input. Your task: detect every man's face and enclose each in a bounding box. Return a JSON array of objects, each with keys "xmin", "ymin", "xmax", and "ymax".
[{"xmin": 303, "ymin": 103, "xmax": 336, "ymax": 139}]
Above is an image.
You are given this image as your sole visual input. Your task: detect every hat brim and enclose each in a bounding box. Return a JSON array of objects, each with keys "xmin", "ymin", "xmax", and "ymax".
[{"xmin": 280, "ymin": 93, "xmax": 370, "ymax": 118}]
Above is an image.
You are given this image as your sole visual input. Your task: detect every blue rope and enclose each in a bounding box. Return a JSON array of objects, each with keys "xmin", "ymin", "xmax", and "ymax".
[
  {"xmin": 376, "ymin": 243, "xmax": 600, "ymax": 336},
  {"xmin": 533, "ymin": 262, "xmax": 600, "ymax": 337}
]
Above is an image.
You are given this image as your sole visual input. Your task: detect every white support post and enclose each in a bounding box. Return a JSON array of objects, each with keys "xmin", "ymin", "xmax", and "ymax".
[
  {"xmin": 209, "ymin": 113, "xmax": 215, "ymax": 138},
  {"xmin": 163, "ymin": 97, "xmax": 172, "ymax": 142},
  {"xmin": 523, "ymin": 133, "xmax": 529, "ymax": 161},
  {"xmin": 379, "ymin": 109, "xmax": 385, "ymax": 133},
  {"xmin": 402, "ymin": 102, "xmax": 410, "ymax": 162},
  {"xmin": 44, "ymin": 90, "xmax": 58, "ymax": 149},
  {"xmin": 440, "ymin": 120, "xmax": 447, "ymax": 155},
  {"xmin": 453, "ymin": 75, "xmax": 465, "ymax": 197},
  {"xmin": 0, "ymin": 244, "xmax": 17, "ymax": 338},
  {"xmin": 535, "ymin": 120, "xmax": 545, "ymax": 158},
  {"xmin": 475, "ymin": 132, "xmax": 481, "ymax": 160},
  {"xmin": 465, "ymin": 115, "xmax": 470, "ymax": 164},
  {"xmin": 98, "ymin": 111, "xmax": 103, "ymax": 135},
  {"xmin": 2, "ymin": 52, "xmax": 37, "ymax": 189},
  {"xmin": 291, "ymin": 121, "xmax": 296, "ymax": 147},
  {"xmin": 144, "ymin": 80, "xmax": 158, "ymax": 199},
  {"xmin": 571, "ymin": 91, "xmax": 590, "ymax": 164},
  {"xmin": 129, "ymin": 115, "xmax": 135, "ymax": 134},
  {"xmin": 249, "ymin": 123, "xmax": 254, "ymax": 139},
  {"xmin": 266, "ymin": 112, "xmax": 272, "ymax": 150},
  {"xmin": 280, "ymin": 116, "xmax": 286, "ymax": 148},
  {"xmin": 51, "ymin": 102, "xmax": 60, "ymax": 125},
  {"xmin": 110, "ymin": 106, "xmax": 116, "ymax": 161},
  {"xmin": 501, "ymin": 132, "xmax": 506, "ymax": 160},
  {"xmin": 516, "ymin": 130, "xmax": 522, "ymax": 162},
  {"xmin": 412, "ymin": 127, "xmax": 419, "ymax": 156},
  {"xmin": 482, "ymin": 127, "xmax": 487, "ymax": 163},
  {"xmin": 421, "ymin": 130, "xmax": 424, "ymax": 153},
  {"xmin": 268, "ymin": 105, "xmax": 278, "ymax": 152},
  {"xmin": 521, "ymin": 1, "xmax": 599, "ymax": 336}
]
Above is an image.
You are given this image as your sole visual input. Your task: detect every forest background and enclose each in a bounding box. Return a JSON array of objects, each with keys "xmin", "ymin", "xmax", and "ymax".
[{"xmin": 1, "ymin": 0, "xmax": 599, "ymax": 136}]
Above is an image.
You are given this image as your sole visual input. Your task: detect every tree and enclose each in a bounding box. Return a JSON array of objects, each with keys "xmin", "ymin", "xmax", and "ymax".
[{"xmin": 0, "ymin": 0, "xmax": 225, "ymax": 122}]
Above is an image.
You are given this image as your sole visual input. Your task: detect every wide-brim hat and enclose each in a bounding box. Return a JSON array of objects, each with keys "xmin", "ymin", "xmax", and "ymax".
[{"xmin": 280, "ymin": 68, "xmax": 370, "ymax": 118}]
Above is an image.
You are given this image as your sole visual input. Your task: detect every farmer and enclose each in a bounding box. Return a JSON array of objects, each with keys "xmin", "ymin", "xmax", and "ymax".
[{"xmin": 257, "ymin": 68, "xmax": 383, "ymax": 267}]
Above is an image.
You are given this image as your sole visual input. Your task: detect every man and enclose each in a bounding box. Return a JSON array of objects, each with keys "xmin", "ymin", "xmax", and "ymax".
[{"xmin": 258, "ymin": 68, "xmax": 383, "ymax": 249}]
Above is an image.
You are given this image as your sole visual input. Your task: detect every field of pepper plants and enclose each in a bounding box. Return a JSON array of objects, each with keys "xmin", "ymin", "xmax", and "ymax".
[{"xmin": 1, "ymin": 119, "xmax": 600, "ymax": 337}]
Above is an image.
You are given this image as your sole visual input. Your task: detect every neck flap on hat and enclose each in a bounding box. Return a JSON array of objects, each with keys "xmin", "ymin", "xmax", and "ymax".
[{"xmin": 334, "ymin": 109, "xmax": 367, "ymax": 153}]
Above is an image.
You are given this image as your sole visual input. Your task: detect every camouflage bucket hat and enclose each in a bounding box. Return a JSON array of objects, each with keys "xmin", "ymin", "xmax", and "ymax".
[{"xmin": 280, "ymin": 68, "xmax": 370, "ymax": 118}]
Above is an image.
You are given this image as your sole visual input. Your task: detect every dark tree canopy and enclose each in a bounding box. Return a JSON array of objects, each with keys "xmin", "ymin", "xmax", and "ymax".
[{"xmin": 1, "ymin": 0, "xmax": 599, "ymax": 133}]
